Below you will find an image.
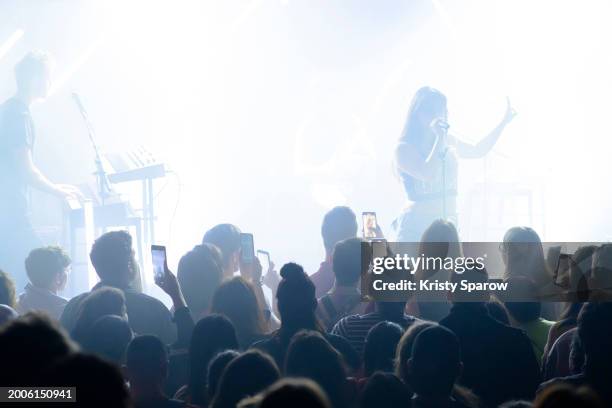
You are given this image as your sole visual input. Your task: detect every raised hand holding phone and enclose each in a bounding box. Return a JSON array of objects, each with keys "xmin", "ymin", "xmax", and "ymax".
[
  {"xmin": 151, "ymin": 245, "xmax": 186, "ymax": 308},
  {"xmin": 240, "ymin": 233, "xmax": 255, "ymax": 263},
  {"xmin": 151, "ymin": 245, "xmax": 167, "ymax": 283},
  {"xmin": 362, "ymin": 212, "xmax": 384, "ymax": 239},
  {"xmin": 240, "ymin": 255, "xmax": 263, "ymax": 284},
  {"xmin": 239, "ymin": 233, "xmax": 262, "ymax": 283},
  {"xmin": 259, "ymin": 250, "xmax": 279, "ymax": 291}
]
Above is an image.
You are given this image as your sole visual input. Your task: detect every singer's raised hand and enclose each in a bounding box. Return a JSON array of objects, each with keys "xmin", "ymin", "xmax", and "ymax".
[{"xmin": 503, "ymin": 97, "xmax": 517, "ymax": 124}]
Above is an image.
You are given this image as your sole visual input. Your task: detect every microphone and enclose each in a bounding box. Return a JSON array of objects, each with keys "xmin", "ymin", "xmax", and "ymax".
[
  {"xmin": 430, "ymin": 117, "xmax": 450, "ymax": 133},
  {"xmin": 425, "ymin": 118, "xmax": 450, "ymax": 163}
]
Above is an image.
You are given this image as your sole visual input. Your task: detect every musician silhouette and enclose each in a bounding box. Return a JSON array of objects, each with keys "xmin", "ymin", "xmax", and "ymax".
[{"xmin": 0, "ymin": 51, "xmax": 81, "ymax": 291}]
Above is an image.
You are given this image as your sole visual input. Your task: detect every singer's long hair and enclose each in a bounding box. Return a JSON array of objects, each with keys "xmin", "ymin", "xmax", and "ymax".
[
  {"xmin": 399, "ymin": 86, "xmax": 447, "ymax": 144},
  {"xmin": 394, "ymin": 86, "xmax": 447, "ymax": 180}
]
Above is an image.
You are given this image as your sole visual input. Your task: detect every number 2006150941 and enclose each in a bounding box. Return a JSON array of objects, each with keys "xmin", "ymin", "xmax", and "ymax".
[{"xmin": 0, "ymin": 387, "xmax": 76, "ymax": 402}]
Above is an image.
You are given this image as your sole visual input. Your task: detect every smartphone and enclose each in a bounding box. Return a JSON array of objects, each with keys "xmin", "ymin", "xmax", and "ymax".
[
  {"xmin": 240, "ymin": 233, "xmax": 255, "ymax": 264},
  {"xmin": 362, "ymin": 212, "xmax": 378, "ymax": 239},
  {"xmin": 554, "ymin": 253, "xmax": 572, "ymax": 287},
  {"xmin": 372, "ymin": 239, "xmax": 387, "ymax": 259},
  {"xmin": 257, "ymin": 249, "xmax": 271, "ymax": 271},
  {"xmin": 151, "ymin": 245, "xmax": 167, "ymax": 282}
]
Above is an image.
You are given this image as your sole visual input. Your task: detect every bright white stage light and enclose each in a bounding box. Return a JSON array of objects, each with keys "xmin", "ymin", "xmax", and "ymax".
[
  {"xmin": 0, "ymin": 29, "xmax": 24, "ymax": 61},
  {"xmin": 48, "ymin": 38, "xmax": 103, "ymax": 97},
  {"xmin": 36, "ymin": 0, "xmax": 612, "ymax": 281}
]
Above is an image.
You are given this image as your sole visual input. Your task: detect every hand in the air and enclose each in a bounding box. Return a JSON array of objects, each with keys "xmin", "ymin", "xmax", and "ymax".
[
  {"xmin": 240, "ymin": 256, "xmax": 263, "ymax": 284},
  {"xmin": 502, "ymin": 97, "xmax": 517, "ymax": 125},
  {"xmin": 155, "ymin": 261, "xmax": 185, "ymax": 306},
  {"xmin": 262, "ymin": 260, "xmax": 280, "ymax": 291}
]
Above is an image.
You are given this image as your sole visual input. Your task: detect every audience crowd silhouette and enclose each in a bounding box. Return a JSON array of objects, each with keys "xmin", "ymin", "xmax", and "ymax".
[{"xmin": 0, "ymin": 206, "xmax": 611, "ymax": 408}]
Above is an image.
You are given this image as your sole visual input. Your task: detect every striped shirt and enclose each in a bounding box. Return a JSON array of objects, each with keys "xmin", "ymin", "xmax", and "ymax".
[{"xmin": 331, "ymin": 312, "xmax": 418, "ymax": 355}]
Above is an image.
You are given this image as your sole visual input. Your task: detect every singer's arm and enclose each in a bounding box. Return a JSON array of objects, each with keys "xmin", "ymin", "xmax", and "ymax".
[
  {"xmin": 450, "ymin": 121, "xmax": 508, "ymax": 159},
  {"xmin": 12, "ymin": 146, "xmax": 80, "ymax": 199},
  {"xmin": 451, "ymin": 97, "xmax": 516, "ymax": 159}
]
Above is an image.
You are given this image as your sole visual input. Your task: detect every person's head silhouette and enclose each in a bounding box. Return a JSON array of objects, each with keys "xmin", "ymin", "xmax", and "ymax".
[
  {"xmin": 360, "ymin": 372, "xmax": 412, "ymax": 408},
  {"xmin": 276, "ymin": 263, "xmax": 321, "ymax": 335},
  {"xmin": 407, "ymin": 325, "xmax": 462, "ymax": 400},
  {"xmin": 125, "ymin": 335, "xmax": 169, "ymax": 402},
  {"xmin": 211, "ymin": 350, "xmax": 280, "ymax": 408},
  {"xmin": 321, "ymin": 206, "xmax": 358, "ymax": 258},
  {"xmin": 45, "ymin": 353, "xmax": 131, "ymax": 408},
  {"xmin": 0, "ymin": 312, "xmax": 76, "ymax": 386},
  {"xmin": 178, "ymin": 243, "xmax": 224, "ymax": 319},
  {"xmin": 90, "ymin": 231, "xmax": 138, "ymax": 288},
  {"xmin": 202, "ymin": 223, "xmax": 242, "ymax": 278},
  {"xmin": 363, "ymin": 321, "xmax": 404, "ymax": 376},
  {"xmin": 71, "ymin": 286, "xmax": 127, "ymax": 345},
  {"xmin": 285, "ymin": 330, "xmax": 347, "ymax": 408},
  {"xmin": 577, "ymin": 302, "xmax": 612, "ymax": 371},
  {"xmin": 82, "ymin": 315, "xmax": 133, "ymax": 364},
  {"xmin": 207, "ymin": 350, "xmax": 240, "ymax": 401},
  {"xmin": 14, "ymin": 51, "xmax": 54, "ymax": 101},
  {"xmin": 259, "ymin": 378, "xmax": 332, "ymax": 408},
  {"xmin": 189, "ymin": 314, "xmax": 239, "ymax": 405},
  {"xmin": 211, "ymin": 276, "xmax": 267, "ymax": 348},
  {"xmin": 332, "ymin": 237, "xmax": 364, "ymax": 288}
]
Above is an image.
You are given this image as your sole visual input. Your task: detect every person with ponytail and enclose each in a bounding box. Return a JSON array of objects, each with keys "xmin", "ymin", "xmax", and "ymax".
[{"xmin": 252, "ymin": 262, "xmax": 359, "ymax": 371}]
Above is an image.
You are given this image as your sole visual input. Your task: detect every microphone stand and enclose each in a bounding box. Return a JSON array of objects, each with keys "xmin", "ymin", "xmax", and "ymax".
[
  {"xmin": 441, "ymin": 145, "xmax": 449, "ymax": 221},
  {"xmin": 427, "ymin": 119, "xmax": 450, "ymax": 221},
  {"xmin": 72, "ymin": 93, "xmax": 113, "ymax": 205}
]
